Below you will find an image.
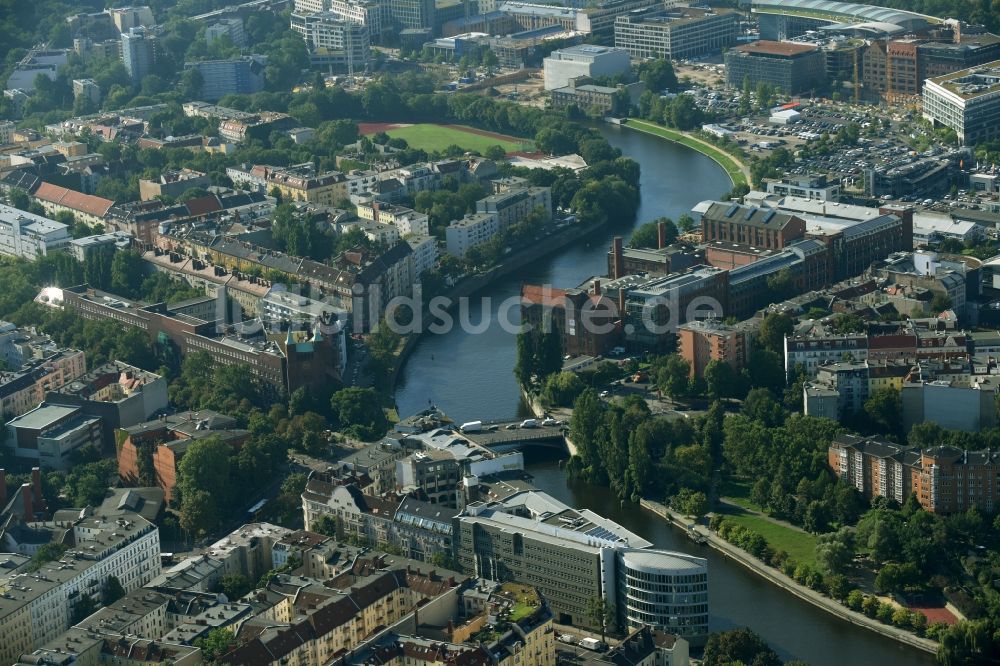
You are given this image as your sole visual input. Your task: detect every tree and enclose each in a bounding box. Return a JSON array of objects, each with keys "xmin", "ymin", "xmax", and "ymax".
[
  {"xmin": 71, "ymin": 593, "xmax": 100, "ymax": 624},
  {"xmin": 195, "ymin": 628, "xmax": 236, "ymax": 662},
  {"xmin": 586, "ymin": 597, "xmax": 615, "ymax": 643},
  {"xmin": 110, "ymin": 251, "xmax": 146, "ymax": 298},
  {"xmin": 330, "ymin": 387, "xmax": 389, "ymax": 441},
  {"xmin": 542, "ymin": 371, "xmax": 585, "ymax": 407},
  {"xmin": 757, "ymin": 312, "xmax": 793, "ymax": 354},
  {"xmin": 875, "ymin": 562, "xmax": 919, "ymax": 594},
  {"xmin": 673, "ymin": 488, "xmax": 709, "ymax": 518},
  {"xmin": 219, "ymin": 573, "xmax": 253, "ymax": 600},
  {"xmin": 815, "ymin": 528, "xmax": 854, "ymax": 574},
  {"xmin": 676, "ymin": 213, "xmax": 696, "ymax": 233},
  {"xmin": 703, "ymin": 628, "xmax": 781, "ymax": 666},
  {"xmin": 656, "ymin": 354, "xmax": 690, "ymax": 399},
  {"xmin": 704, "ymin": 359, "xmax": 741, "ymax": 400},
  {"xmin": 863, "ymin": 388, "xmax": 901, "ymax": 435},
  {"xmin": 102, "ymin": 575, "xmax": 125, "ymax": 605},
  {"xmin": 638, "ymin": 59, "xmax": 678, "ymax": 92},
  {"xmin": 629, "ymin": 218, "xmax": 677, "ymax": 249},
  {"xmin": 180, "ymin": 488, "xmax": 220, "ymax": 539}
]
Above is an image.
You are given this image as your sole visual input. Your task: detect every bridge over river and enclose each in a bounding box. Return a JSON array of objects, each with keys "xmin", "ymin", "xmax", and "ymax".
[{"xmin": 463, "ymin": 420, "xmax": 567, "ymax": 453}]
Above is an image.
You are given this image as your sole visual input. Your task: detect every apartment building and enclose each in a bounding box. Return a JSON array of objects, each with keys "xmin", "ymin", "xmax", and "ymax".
[
  {"xmin": 219, "ymin": 556, "xmax": 463, "ymax": 664},
  {"xmin": 614, "ymin": 7, "xmax": 737, "ymax": 61},
  {"xmin": 803, "ymin": 359, "xmax": 912, "ymax": 420},
  {"xmin": 476, "ymin": 187, "xmax": 552, "ymax": 230},
  {"xmin": 184, "ymin": 56, "xmax": 267, "ymax": 102},
  {"xmin": 0, "ymin": 499, "xmax": 162, "ymax": 663},
  {"xmin": 0, "ymin": 204, "xmax": 71, "ymax": 260},
  {"xmin": 0, "ymin": 349, "xmax": 86, "ymax": 421},
  {"xmin": 764, "ymin": 174, "xmax": 840, "ymax": 202},
  {"xmin": 138, "ymin": 168, "xmax": 211, "ymax": 201},
  {"xmin": 290, "ymin": 11, "xmax": 371, "ymax": 72},
  {"xmin": 677, "ymin": 319, "xmax": 752, "ymax": 377},
  {"xmin": 205, "ymin": 17, "xmax": 246, "ymax": 46},
  {"xmin": 447, "ymin": 212, "xmax": 499, "ymax": 258},
  {"xmin": 121, "ymin": 27, "xmax": 157, "ymax": 85},
  {"xmin": 357, "ymin": 201, "xmax": 432, "ymax": 236},
  {"xmin": 829, "ymin": 434, "xmax": 1000, "ymax": 514},
  {"xmin": 32, "ymin": 182, "xmax": 114, "ymax": 227}
]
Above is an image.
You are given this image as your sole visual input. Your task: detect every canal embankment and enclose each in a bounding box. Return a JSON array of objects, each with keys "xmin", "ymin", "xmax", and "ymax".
[{"xmin": 639, "ymin": 498, "xmax": 939, "ymax": 655}]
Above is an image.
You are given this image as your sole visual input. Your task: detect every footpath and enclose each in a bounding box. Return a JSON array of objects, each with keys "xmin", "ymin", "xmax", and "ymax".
[
  {"xmin": 622, "ymin": 118, "xmax": 751, "ymax": 188},
  {"xmin": 639, "ymin": 498, "xmax": 939, "ymax": 655}
]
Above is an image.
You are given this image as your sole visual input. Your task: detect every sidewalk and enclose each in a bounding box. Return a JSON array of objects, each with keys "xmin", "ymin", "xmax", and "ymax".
[{"xmin": 639, "ymin": 499, "xmax": 939, "ymax": 655}]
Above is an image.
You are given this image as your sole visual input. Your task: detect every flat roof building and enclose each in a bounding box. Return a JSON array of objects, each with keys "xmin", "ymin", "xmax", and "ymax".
[
  {"xmin": 543, "ymin": 44, "xmax": 630, "ymax": 91},
  {"xmin": 725, "ymin": 40, "xmax": 826, "ymax": 94},
  {"xmin": 614, "ymin": 7, "xmax": 738, "ymax": 62},
  {"xmin": 923, "ymin": 60, "xmax": 1000, "ymax": 145}
]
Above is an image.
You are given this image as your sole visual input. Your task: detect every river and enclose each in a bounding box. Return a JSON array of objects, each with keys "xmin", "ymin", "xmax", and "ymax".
[{"xmin": 394, "ymin": 125, "xmax": 933, "ymax": 665}]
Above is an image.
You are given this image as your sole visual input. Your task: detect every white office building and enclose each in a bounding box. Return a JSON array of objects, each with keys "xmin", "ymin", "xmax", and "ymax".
[
  {"xmin": 0, "ymin": 205, "xmax": 71, "ymax": 260},
  {"xmin": 923, "ymin": 61, "xmax": 1000, "ymax": 145},
  {"xmin": 543, "ymin": 45, "xmax": 630, "ymax": 91},
  {"xmin": 446, "ymin": 212, "xmax": 499, "ymax": 258}
]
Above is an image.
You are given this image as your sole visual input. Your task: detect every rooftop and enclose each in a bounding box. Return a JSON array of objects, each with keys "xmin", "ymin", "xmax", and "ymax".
[
  {"xmin": 733, "ymin": 40, "xmax": 819, "ymax": 57},
  {"xmin": 929, "ymin": 60, "xmax": 1000, "ymax": 100}
]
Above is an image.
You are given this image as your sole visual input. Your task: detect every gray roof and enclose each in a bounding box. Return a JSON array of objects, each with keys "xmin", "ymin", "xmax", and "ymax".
[{"xmin": 751, "ymin": 0, "xmax": 937, "ymax": 27}]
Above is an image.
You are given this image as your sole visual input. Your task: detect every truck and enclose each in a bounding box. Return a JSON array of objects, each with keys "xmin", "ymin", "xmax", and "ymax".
[
  {"xmin": 520, "ymin": 419, "xmax": 537, "ymax": 428},
  {"xmin": 460, "ymin": 421, "xmax": 483, "ymax": 433},
  {"xmin": 578, "ymin": 638, "xmax": 606, "ymax": 652}
]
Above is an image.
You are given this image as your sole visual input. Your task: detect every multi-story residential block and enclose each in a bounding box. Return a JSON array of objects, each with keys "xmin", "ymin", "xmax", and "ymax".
[
  {"xmin": 46, "ymin": 361, "xmax": 168, "ymax": 449},
  {"xmin": 268, "ymin": 166, "xmax": 349, "ymax": 205},
  {"xmin": 219, "ymin": 555, "xmax": 464, "ymax": 664},
  {"xmin": 447, "ymin": 212, "xmax": 499, "ymax": 258},
  {"xmin": 117, "ymin": 410, "xmax": 249, "ymax": 504},
  {"xmin": 725, "ymin": 40, "xmax": 825, "ymax": 94},
  {"xmin": 0, "ymin": 348, "xmax": 86, "ymax": 421},
  {"xmin": 901, "ymin": 374, "xmax": 1000, "ymax": 433},
  {"xmin": 72, "ymin": 78, "xmax": 102, "ymax": 106},
  {"xmin": 68, "ymin": 231, "xmax": 132, "ymax": 261},
  {"xmin": 614, "ymin": 7, "xmax": 737, "ymax": 62},
  {"xmin": 454, "ymin": 490, "xmax": 709, "ymax": 644},
  {"xmin": 121, "ymin": 27, "xmax": 157, "ymax": 85},
  {"xmin": 543, "ymin": 45, "xmax": 630, "ymax": 91},
  {"xmin": 292, "ymin": 11, "xmax": 371, "ymax": 72},
  {"xmin": 327, "ymin": 0, "xmax": 383, "ymax": 37},
  {"xmin": 205, "ymin": 17, "xmax": 247, "ymax": 46},
  {"xmin": 32, "ymin": 182, "xmax": 114, "ymax": 227},
  {"xmin": 184, "ymin": 56, "xmax": 267, "ymax": 102},
  {"xmin": 829, "ymin": 434, "xmax": 1000, "ymax": 514},
  {"xmin": 407, "ymin": 234, "xmax": 438, "ymax": 281},
  {"xmin": 476, "ymin": 187, "xmax": 551, "ymax": 230},
  {"xmin": 764, "ymin": 174, "xmax": 840, "ymax": 202},
  {"xmin": 677, "ymin": 319, "xmax": 752, "ymax": 378},
  {"xmin": 0, "ymin": 495, "xmax": 162, "ymax": 663},
  {"xmin": 923, "ymin": 60, "xmax": 1000, "ymax": 145},
  {"xmin": 803, "ymin": 359, "xmax": 913, "ymax": 420},
  {"xmin": 0, "ymin": 204, "xmax": 71, "ymax": 260},
  {"xmin": 357, "ymin": 201, "xmax": 431, "ymax": 236},
  {"xmin": 138, "ymin": 168, "xmax": 212, "ymax": 201},
  {"xmin": 784, "ymin": 327, "xmax": 869, "ymax": 377}
]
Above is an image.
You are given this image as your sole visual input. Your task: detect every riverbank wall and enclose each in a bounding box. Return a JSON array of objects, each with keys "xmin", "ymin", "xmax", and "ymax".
[
  {"xmin": 639, "ymin": 499, "xmax": 939, "ymax": 655},
  {"xmin": 388, "ymin": 220, "xmax": 606, "ymax": 393}
]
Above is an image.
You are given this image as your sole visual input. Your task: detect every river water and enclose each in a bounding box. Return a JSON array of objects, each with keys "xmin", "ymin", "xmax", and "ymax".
[{"xmin": 394, "ymin": 125, "xmax": 932, "ymax": 665}]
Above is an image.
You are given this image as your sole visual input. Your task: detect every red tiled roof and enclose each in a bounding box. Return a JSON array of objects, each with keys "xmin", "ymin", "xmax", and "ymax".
[
  {"xmin": 521, "ymin": 284, "xmax": 568, "ymax": 307},
  {"xmin": 35, "ymin": 181, "xmax": 114, "ymax": 217},
  {"xmin": 184, "ymin": 195, "xmax": 222, "ymax": 217}
]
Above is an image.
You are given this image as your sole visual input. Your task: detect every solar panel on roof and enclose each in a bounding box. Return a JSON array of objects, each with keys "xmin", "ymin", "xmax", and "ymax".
[
  {"xmin": 763, "ymin": 209, "xmax": 776, "ymax": 224},
  {"xmin": 744, "ymin": 207, "xmax": 756, "ymax": 221},
  {"xmin": 726, "ymin": 203, "xmax": 739, "ymax": 217}
]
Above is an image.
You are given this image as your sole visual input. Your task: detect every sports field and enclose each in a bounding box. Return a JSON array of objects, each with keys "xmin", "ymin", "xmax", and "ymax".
[{"xmin": 363, "ymin": 123, "xmax": 533, "ymax": 154}]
